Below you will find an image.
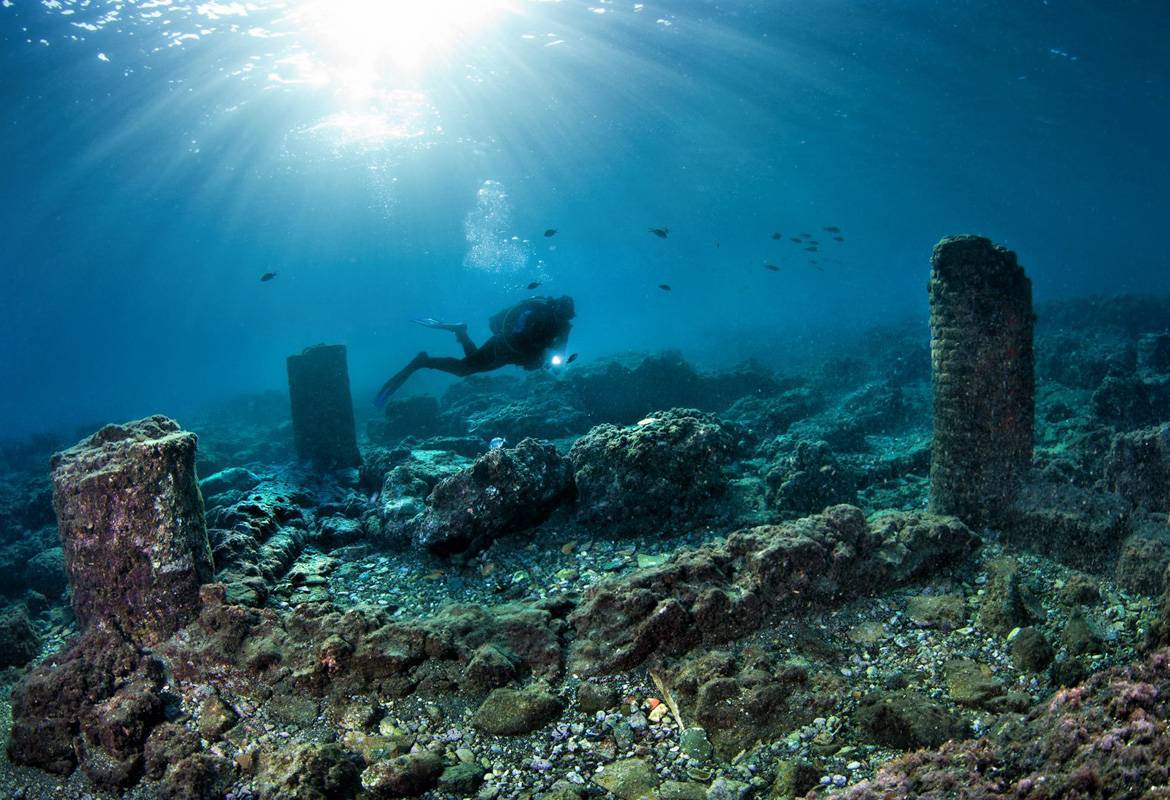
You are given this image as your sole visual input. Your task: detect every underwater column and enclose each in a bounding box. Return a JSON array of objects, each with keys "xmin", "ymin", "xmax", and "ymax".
[
  {"xmin": 286, "ymin": 343, "xmax": 362, "ymax": 469},
  {"xmin": 928, "ymin": 234, "xmax": 1035, "ymax": 526},
  {"xmin": 50, "ymin": 414, "xmax": 214, "ymax": 646}
]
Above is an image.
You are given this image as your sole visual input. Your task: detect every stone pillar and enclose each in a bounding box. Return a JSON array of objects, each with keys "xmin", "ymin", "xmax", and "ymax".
[
  {"xmin": 928, "ymin": 235, "xmax": 1034, "ymax": 526},
  {"xmin": 51, "ymin": 415, "xmax": 213, "ymax": 646},
  {"xmin": 287, "ymin": 343, "xmax": 361, "ymax": 469}
]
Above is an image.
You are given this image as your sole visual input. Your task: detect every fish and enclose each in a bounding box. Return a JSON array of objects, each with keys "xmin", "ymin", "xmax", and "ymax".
[
  {"xmin": 833, "ymin": 235, "xmax": 845, "ymax": 242},
  {"xmin": 489, "ymin": 437, "xmax": 507, "ymax": 449},
  {"xmin": 800, "ymin": 232, "xmax": 812, "ymax": 238},
  {"xmin": 823, "ymin": 226, "xmax": 841, "ymax": 233},
  {"xmin": 715, "ymin": 240, "xmax": 721, "ymax": 249},
  {"xmin": 637, "ymin": 417, "xmax": 658, "ymax": 426},
  {"xmin": 763, "ymin": 263, "xmax": 780, "ymax": 272},
  {"xmin": 789, "ymin": 237, "xmax": 803, "ymax": 243},
  {"xmin": 566, "ymin": 353, "xmax": 579, "ymax": 363},
  {"xmin": 649, "ymin": 227, "xmax": 669, "ymax": 239},
  {"xmin": 544, "ymin": 229, "xmax": 557, "ymax": 237},
  {"xmin": 804, "ymin": 245, "xmax": 818, "ymax": 252},
  {"xmin": 771, "ymin": 232, "xmax": 782, "ymax": 240},
  {"xmin": 809, "ymin": 240, "xmax": 820, "ymax": 246},
  {"xmin": 527, "ymin": 281, "xmax": 541, "ymax": 290},
  {"xmin": 658, "ymin": 284, "xmax": 672, "ymax": 291},
  {"xmin": 260, "ymin": 271, "xmax": 277, "ymax": 282}
]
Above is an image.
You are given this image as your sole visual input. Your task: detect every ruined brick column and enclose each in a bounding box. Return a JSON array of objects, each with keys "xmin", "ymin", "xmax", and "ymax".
[
  {"xmin": 287, "ymin": 343, "xmax": 362, "ymax": 468},
  {"xmin": 51, "ymin": 415, "xmax": 213, "ymax": 646},
  {"xmin": 928, "ymin": 235, "xmax": 1034, "ymax": 526}
]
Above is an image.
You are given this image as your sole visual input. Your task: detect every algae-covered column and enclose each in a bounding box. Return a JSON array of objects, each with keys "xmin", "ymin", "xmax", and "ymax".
[
  {"xmin": 287, "ymin": 343, "xmax": 362, "ymax": 468},
  {"xmin": 51, "ymin": 415, "xmax": 214, "ymax": 646},
  {"xmin": 928, "ymin": 235, "xmax": 1034, "ymax": 525}
]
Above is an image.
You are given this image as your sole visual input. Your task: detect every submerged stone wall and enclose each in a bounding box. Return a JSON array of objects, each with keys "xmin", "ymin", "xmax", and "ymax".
[
  {"xmin": 928, "ymin": 235, "xmax": 1034, "ymax": 526},
  {"xmin": 50, "ymin": 415, "xmax": 213, "ymax": 646}
]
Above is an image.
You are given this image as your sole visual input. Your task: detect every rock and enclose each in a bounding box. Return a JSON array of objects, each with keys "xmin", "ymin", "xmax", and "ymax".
[
  {"xmin": 679, "ymin": 727, "xmax": 713, "ymax": 761},
  {"xmin": 1063, "ymin": 608, "xmax": 1105, "ymax": 656},
  {"xmin": 50, "ymin": 416, "xmax": 214, "ymax": 646},
  {"xmin": 765, "ymin": 440, "xmax": 858, "ymax": 516},
  {"xmin": 855, "ymin": 689, "xmax": 968, "ymax": 749},
  {"xmin": 142, "ymin": 723, "xmax": 200, "ymax": 781},
  {"xmin": 155, "ymin": 753, "xmax": 238, "ymax": 800},
  {"xmin": 1010, "ymin": 626, "xmax": 1054, "ymax": 672},
  {"xmin": 576, "ymin": 681, "xmax": 618, "ymax": 714},
  {"xmin": 1104, "ymin": 424, "xmax": 1170, "ymax": 512},
  {"xmin": 706, "ymin": 777, "xmax": 748, "ymax": 800},
  {"xmin": 1139, "ymin": 333, "xmax": 1170, "ymax": 374},
  {"xmin": 905, "ymin": 594, "xmax": 967, "ymax": 631},
  {"xmin": 77, "ymin": 672, "xmax": 164, "ymax": 787},
  {"xmin": 1058, "ymin": 573, "xmax": 1102, "ymax": 607},
  {"xmin": 23, "ymin": 546, "xmax": 66, "ymax": 598},
  {"xmin": 198, "ymin": 467, "xmax": 261, "ymax": 498},
  {"xmin": 569, "ymin": 408, "xmax": 736, "ymax": 536},
  {"xmin": 452, "ymin": 395, "xmax": 592, "ymax": 442},
  {"xmin": 593, "ymin": 757, "xmax": 659, "ymax": 800},
  {"xmin": 439, "ymin": 762, "xmax": 486, "ymax": 794},
  {"xmin": 473, "ymin": 687, "xmax": 562, "ymax": 735},
  {"xmin": 811, "ymin": 644, "xmax": 1170, "ymax": 800},
  {"xmin": 286, "ymin": 343, "xmax": 362, "ymax": 469},
  {"xmin": 413, "ymin": 438, "xmax": 573, "ymax": 554},
  {"xmin": 197, "ymin": 694, "xmax": 238, "ymax": 740},
  {"xmin": 463, "ymin": 644, "xmax": 518, "ymax": 692},
  {"xmin": 359, "ymin": 751, "xmax": 443, "ymax": 798},
  {"xmin": 944, "ymin": 659, "xmax": 1004, "ymax": 707},
  {"xmin": 721, "ymin": 388, "xmax": 823, "ymax": 442},
  {"xmin": 255, "ymin": 741, "xmax": 361, "ymax": 800},
  {"xmin": 569, "ymin": 507, "xmax": 978, "ymax": 674},
  {"xmin": 7, "ymin": 630, "xmax": 156, "ymax": 777},
  {"xmin": 660, "ymin": 781, "xmax": 709, "ymax": 800},
  {"xmin": 1116, "ymin": 518, "xmax": 1170, "ymax": 595},
  {"xmin": 1002, "ymin": 480, "xmax": 1130, "ymax": 569},
  {"xmin": 1092, "ymin": 375, "xmax": 1170, "ymax": 428},
  {"xmin": 976, "ymin": 557, "xmax": 1043, "ymax": 637},
  {"xmin": 0, "ymin": 604, "xmax": 41, "ymax": 668},
  {"xmin": 769, "ymin": 758, "xmax": 820, "ymax": 800}
]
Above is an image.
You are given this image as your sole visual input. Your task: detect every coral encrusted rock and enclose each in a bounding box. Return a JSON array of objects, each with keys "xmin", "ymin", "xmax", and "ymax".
[
  {"xmin": 413, "ymin": 438, "xmax": 574, "ymax": 554},
  {"xmin": 569, "ymin": 408, "xmax": 737, "ymax": 536},
  {"xmin": 568, "ymin": 506, "xmax": 978, "ymax": 674},
  {"xmin": 50, "ymin": 415, "xmax": 213, "ymax": 645}
]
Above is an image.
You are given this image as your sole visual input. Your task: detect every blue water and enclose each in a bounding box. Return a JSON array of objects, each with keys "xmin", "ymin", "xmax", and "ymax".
[{"xmin": 1, "ymin": 0, "xmax": 1167, "ymax": 438}]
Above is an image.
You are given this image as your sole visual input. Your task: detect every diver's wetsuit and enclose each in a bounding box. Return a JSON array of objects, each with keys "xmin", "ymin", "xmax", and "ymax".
[{"xmin": 375, "ymin": 296, "xmax": 573, "ymax": 406}]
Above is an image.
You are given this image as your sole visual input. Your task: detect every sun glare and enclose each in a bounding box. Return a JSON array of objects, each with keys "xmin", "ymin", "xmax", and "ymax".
[{"xmin": 296, "ymin": 0, "xmax": 510, "ymax": 82}]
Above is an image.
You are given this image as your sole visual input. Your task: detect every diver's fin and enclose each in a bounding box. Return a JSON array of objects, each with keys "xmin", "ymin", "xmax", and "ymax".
[
  {"xmin": 412, "ymin": 318, "xmax": 466, "ymax": 333},
  {"xmin": 373, "ymin": 380, "xmax": 398, "ymax": 409}
]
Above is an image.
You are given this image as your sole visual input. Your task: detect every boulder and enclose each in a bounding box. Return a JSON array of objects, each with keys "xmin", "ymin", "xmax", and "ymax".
[
  {"xmin": 473, "ymin": 687, "xmax": 562, "ymax": 735},
  {"xmin": 855, "ymin": 689, "xmax": 968, "ymax": 749},
  {"xmin": 23, "ymin": 546, "xmax": 66, "ymax": 598},
  {"xmin": 0, "ymin": 604, "xmax": 41, "ymax": 667},
  {"xmin": 1115, "ymin": 517, "xmax": 1170, "ymax": 595},
  {"xmin": 1001, "ymin": 480, "xmax": 1129, "ymax": 569},
  {"xmin": 413, "ymin": 438, "xmax": 573, "ymax": 554},
  {"xmin": 570, "ymin": 408, "xmax": 736, "ymax": 536},
  {"xmin": 1104, "ymin": 424, "xmax": 1170, "ymax": 512},
  {"xmin": 765, "ymin": 440, "xmax": 858, "ymax": 515}
]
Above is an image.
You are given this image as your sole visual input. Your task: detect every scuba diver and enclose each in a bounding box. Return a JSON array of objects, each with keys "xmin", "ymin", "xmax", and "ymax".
[{"xmin": 374, "ymin": 295, "xmax": 575, "ymax": 407}]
